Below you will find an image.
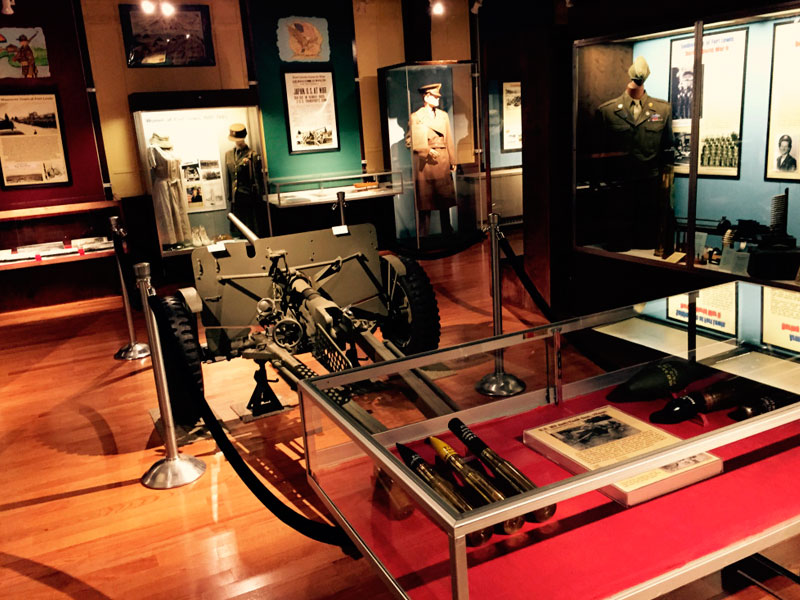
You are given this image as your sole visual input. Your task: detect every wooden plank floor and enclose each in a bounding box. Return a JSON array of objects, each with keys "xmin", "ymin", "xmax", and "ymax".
[{"xmin": 0, "ymin": 237, "xmax": 797, "ymax": 599}]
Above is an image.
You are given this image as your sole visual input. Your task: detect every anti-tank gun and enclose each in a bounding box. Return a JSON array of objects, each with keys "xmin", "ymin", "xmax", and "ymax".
[{"xmin": 152, "ymin": 214, "xmax": 456, "ymax": 430}]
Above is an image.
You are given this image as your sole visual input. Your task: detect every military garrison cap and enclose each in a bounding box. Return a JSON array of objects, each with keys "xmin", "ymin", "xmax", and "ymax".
[
  {"xmin": 228, "ymin": 123, "xmax": 247, "ymax": 141},
  {"xmin": 419, "ymin": 83, "xmax": 442, "ymax": 97}
]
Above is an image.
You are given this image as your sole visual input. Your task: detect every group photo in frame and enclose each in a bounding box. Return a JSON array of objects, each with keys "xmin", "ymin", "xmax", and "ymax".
[
  {"xmin": 669, "ymin": 29, "xmax": 748, "ymax": 178},
  {"xmin": 765, "ymin": 21, "xmax": 800, "ymax": 181},
  {"xmin": 119, "ymin": 4, "xmax": 215, "ymax": 68},
  {"xmin": 283, "ymin": 71, "xmax": 340, "ymax": 154},
  {"xmin": 501, "ymin": 81, "xmax": 522, "ymax": 152},
  {"xmin": 0, "ymin": 91, "xmax": 70, "ymax": 188}
]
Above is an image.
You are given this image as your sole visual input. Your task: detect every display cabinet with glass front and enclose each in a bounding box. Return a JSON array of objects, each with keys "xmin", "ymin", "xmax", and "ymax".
[
  {"xmin": 131, "ymin": 93, "xmax": 265, "ymax": 255},
  {"xmin": 378, "ymin": 62, "xmax": 482, "ymax": 247},
  {"xmin": 299, "ymin": 280, "xmax": 800, "ymax": 599},
  {"xmin": 574, "ymin": 8, "xmax": 800, "ymax": 288}
]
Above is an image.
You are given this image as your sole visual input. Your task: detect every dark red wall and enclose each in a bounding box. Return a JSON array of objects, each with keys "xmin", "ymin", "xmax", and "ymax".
[{"xmin": 0, "ymin": 1, "xmax": 105, "ymax": 209}]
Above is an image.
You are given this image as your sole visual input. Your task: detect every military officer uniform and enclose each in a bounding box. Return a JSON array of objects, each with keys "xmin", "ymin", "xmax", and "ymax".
[
  {"xmin": 225, "ymin": 124, "xmax": 266, "ymax": 237},
  {"xmin": 595, "ymin": 90, "xmax": 674, "ymax": 251},
  {"xmin": 406, "ymin": 87, "xmax": 456, "ymax": 213}
]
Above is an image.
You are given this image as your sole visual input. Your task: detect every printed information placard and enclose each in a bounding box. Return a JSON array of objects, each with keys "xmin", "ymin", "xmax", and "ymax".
[{"xmin": 667, "ymin": 282, "xmax": 737, "ymax": 335}]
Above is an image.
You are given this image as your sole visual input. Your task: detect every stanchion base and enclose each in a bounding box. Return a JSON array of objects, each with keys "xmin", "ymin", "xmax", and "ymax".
[
  {"xmin": 475, "ymin": 372, "xmax": 526, "ymax": 397},
  {"xmin": 115, "ymin": 342, "xmax": 151, "ymax": 361},
  {"xmin": 141, "ymin": 454, "xmax": 206, "ymax": 489}
]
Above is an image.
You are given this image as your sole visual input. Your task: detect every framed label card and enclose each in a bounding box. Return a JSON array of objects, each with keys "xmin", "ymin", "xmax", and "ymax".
[
  {"xmin": 283, "ymin": 71, "xmax": 339, "ymax": 154},
  {"xmin": 501, "ymin": 82, "xmax": 522, "ymax": 152},
  {"xmin": 669, "ymin": 29, "xmax": 747, "ymax": 177},
  {"xmin": 765, "ymin": 21, "xmax": 800, "ymax": 181},
  {"xmin": 0, "ymin": 92, "xmax": 70, "ymax": 188}
]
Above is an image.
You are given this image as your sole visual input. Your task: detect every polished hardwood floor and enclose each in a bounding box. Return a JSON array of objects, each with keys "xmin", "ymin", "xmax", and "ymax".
[{"xmin": 1, "ymin": 237, "xmax": 797, "ymax": 599}]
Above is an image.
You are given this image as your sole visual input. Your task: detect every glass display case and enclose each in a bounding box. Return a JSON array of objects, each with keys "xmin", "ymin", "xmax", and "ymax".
[
  {"xmin": 299, "ymin": 280, "xmax": 800, "ymax": 599},
  {"xmin": 574, "ymin": 8, "xmax": 800, "ymax": 288},
  {"xmin": 131, "ymin": 94, "xmax": 265, "ymax": 255},
  {"xmin": 378, "ymin": 62, "xmax": 482, "ymax": 247}
]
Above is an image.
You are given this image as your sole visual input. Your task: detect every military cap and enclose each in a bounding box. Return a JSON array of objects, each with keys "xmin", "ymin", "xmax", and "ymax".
[
  {"xmin": 17, "ymin": 34, "xmax": 29, "ymax": 42},
  {"xmin": 628, "ymin": 56, "xmax": 650, "ymax": 85},
  {"xmin": 779, "ymin": 134, "xmax": 792, "ymax": 147},
  {"xmin": 419, "ymin": 83, "xmax": 442, "ymax": 97},
  {"xmin": 228, "ymin": 123, "xmax": 247, "ymax": 141}
]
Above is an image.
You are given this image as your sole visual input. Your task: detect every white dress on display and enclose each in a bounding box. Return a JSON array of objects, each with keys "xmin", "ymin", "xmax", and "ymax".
[{"xmin": 147, "ymin": 145, "xmax": 191, "ymax": 246}]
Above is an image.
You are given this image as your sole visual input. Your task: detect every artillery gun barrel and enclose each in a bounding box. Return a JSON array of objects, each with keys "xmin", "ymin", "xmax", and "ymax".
[{"xmin": 227, "ymin": 213, "xmax": 259, "ymax": 245}]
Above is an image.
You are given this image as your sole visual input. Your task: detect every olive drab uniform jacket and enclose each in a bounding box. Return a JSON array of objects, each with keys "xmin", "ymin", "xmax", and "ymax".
[
  {"xmin": 594, "ymin": 92, "xmax": 674, "ymax": 182},
  {"xmin": 225, "ymin": 144, "xmax": 265, "ymax": 235},
  {"xmin": 406, "ymin": 106, "xmax": 456, "ymax": 211}
]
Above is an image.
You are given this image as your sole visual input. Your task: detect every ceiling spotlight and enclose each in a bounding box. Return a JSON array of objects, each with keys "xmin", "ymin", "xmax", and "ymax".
[
  {"xmin": 141, "ymin": 0, "xmax": 156, "ymax": 14},
  {"xmin": 161, "ymin": 1, "xmax": 175, "ymax": 16},
  {"xmin": 431, "ymin": 1, "xmax": 444, "ymax": 15},
  {"xmin": 470, "ymin": 0, "xmax": 482, "ymax": 14}
]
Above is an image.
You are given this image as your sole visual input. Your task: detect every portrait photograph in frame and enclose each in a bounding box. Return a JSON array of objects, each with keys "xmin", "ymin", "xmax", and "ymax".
[
  {"xmin": 669, "ymin": 29, "xmax": 748, "ymax": 178},
  {"xmin": 0, "ymin": 91, "xmax": 71, "ymax": 188},
  {"xmin": 283, "ymin": 71, "xmax": 340, "ymax": 154},
  {"xmin": 765, "ymin": 21, "xmax": 800, "ymax": 182},
  {"xmin": 119, "ymin": 4, "xmax": 215, "ymax": 68},
  {"xmin": 501, "ymin": 81, "xmax": 522, "ymax": 152}
]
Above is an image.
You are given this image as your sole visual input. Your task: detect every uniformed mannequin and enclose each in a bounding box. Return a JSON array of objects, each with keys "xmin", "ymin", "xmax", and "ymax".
[
  {"xmin": 595, "ymin": 57, "xmax": 674, "ymax": 251},
  {"xmin": 406, "ymin": 83, "xmax": 456, "ymax": 236},
  {"xmin": 225, "ymin": 123, "xmax": 266, "ymax": 236}
]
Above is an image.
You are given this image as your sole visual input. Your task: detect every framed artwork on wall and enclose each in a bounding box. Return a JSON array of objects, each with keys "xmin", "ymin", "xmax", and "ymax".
[
  {"xmin": 765, "ymin": 21, "xmax": 800, "ymax": 181},
  {"xmin": 501, "ymin": 81, "xmax": 522, "ymax": 152},
  {"xmin": 669, "ymin": 29, "xmax": 748, "ymax": 178},
  {"xmin": 0, "ymin": 91, "xmax": 71, "ymax": 188},
  {"xmin": 283, "ymin": 71, "xmax": 340, "ymax": 154},
  {"xmin": 119, "ymin": 4, "xmax": 215, "ymax": 68}
]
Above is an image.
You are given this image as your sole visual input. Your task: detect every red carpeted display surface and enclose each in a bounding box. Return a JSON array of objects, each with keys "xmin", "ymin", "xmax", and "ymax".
[{"xmin": 316, "ymin": 382, "xmax": 800, "ymax": 599}]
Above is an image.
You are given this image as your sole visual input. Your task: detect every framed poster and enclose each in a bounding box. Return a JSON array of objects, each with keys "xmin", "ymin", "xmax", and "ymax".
[
  {"xmin": 283, "ymin": 71, "xmax": 339, "ymax": 154},
  {"xmin": 501, "ymin": 82, "xmax": 522, "ymax": 152},
  {"xmin": 119, "ymin": 4, "xmax": 215, "ymax": 68},
  {"xmin": 666, "ymin": 281, "xmax": 737, "ymax": 336},
  {"xmin": 0, "ymin": 92, "xmax": 70, "ymax": 188},
  {"xmin": 0, "ymin": 27, "xmax": 50, "ymax": 79},
  {"xmin": 669, "ymin": 29, "xmax": 748, "ymax": 177},
  {"xmin": 276, "ymin": 17, "xmax": 330, "ymax": 62},
  {"xmin": 762, "ymin": 285, "xmax": 800, "ymax": 353},
  {"xmin": 765, "ymin": 21, "xmax": 800, "ymax": 181}
]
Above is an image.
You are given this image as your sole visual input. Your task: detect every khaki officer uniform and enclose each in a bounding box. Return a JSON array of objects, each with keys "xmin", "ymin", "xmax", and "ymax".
[
  {"xmin": 594, "ymin": 92, "xmax": 674, "ymax": 250},
  {"xmin": 406, "ymin": 104, "xmax": 456, "ymax": 212}
]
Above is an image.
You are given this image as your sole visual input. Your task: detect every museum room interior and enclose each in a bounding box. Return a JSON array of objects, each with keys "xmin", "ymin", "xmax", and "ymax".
[{"xmin": 2, "ymin": 0, "xmax": 800, "ymax": 598}]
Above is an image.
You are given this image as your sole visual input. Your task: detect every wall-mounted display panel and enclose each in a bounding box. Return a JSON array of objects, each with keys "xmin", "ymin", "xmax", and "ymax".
[
  {"xmin": 501, "ymin": 82, "xmax": 522, "ymax": 152},
  {"xmin": 283, "ymin": 71, "xmax": 339, "ymax": 154},
  {"xmin": 765, "ymin": 21, "xmax": 800, "ymax": 181}
]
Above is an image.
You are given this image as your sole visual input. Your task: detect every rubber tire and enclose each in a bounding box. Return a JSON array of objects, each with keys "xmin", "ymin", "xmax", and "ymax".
[
  {"xmin": 150, "ymin": 295, "xmax": 205, "ymax": 428},
  {"xmin": 379, "ymin": 255, "xmax": 441, "ymax": 355}
]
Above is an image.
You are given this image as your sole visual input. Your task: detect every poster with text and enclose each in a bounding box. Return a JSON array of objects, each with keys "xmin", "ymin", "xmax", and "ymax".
[
  {"xmin": 0, "ymin": 28, "xmax": 50, "ymax": 79},
  {"xmin": 276, "ymin": 17, "xmax": 330, "ymax": 62},
  {"xmin": 670, "ymin": 29, "xmax": 747, "ymax": 177},
  {"xmin": 762, "ymin": 286, "xmax": 800, "ymax": 353},
  {"xmin": 0, "ymin": 93, "xmax": 69, "ymax": 187},
  {"xmin": 765, "ymin": 22, "xmax": 800, "ymax": 181},
  {"xmin": 284, "ymin": 72, "xmax": 339, "ymax": 153},
  {"xmin": 667, "ymin": 281, "xmax": 737, "ymax": 336},
  {"xmin": 502, "ymin": 82, "xmax": 522, "ymax": 152}
]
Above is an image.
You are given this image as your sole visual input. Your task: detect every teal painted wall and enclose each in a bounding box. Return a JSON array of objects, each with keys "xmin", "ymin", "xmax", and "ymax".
[{"xmin": 250, "ymin": 1, "xmax": 363, "ymax": 186}]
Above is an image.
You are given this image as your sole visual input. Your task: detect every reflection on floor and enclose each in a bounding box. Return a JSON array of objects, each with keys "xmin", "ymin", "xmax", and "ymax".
[{"xmin": 0, "ymin": 238, "xmax": 797, "ymax": 599}]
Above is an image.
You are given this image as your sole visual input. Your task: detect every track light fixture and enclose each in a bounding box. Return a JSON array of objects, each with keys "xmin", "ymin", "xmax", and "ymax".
[{"xmin": 141, "ymin": 1, "xmax": 175, "ymax": 16}]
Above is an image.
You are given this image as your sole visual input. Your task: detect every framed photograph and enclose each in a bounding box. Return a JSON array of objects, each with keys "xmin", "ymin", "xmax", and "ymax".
[
  {"xmin": 118, "ymin": 4, "xmax": 215, "ymax": 68},
  {"xmin": 765, "ymin": 21, "xmax": 800, "ymax": 181},
  {"xmin": 276, "ymin": 17, "xmax": 330, "ymax": 62},
  {"xmin": 0, "ymin": 27, "xmax": 51, "ymax": 79},
  {"xmin": 283, "ymin": 71, "xmax": 340, "ymax": 154},
  {"xmin": 669, "ymin": 29, "xmax": 748, "ymax": 177},
  {"xmin": 501, "ymin": 81, "xmax": 522, "ymax": 152},
  {"xmin": 0, "ymin": 91, "xmax": 71, "ymax": 188}
]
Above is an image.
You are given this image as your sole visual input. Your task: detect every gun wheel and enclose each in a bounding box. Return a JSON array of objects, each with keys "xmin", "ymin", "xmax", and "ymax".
[
  {"xmin": 379, "ymin": 256, "xmax": 440, "ymax": 355},
  {"xmin": 150, "ymin": 295, "xmax": 205, "ymax": 428}
]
